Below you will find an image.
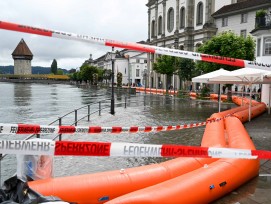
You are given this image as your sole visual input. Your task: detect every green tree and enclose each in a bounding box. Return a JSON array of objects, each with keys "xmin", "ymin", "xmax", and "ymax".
[
  {"xmin": 197, "ymin": 31, "xmax": 255, "ymax": 100},
  {"xmin": 97, "ymin": 68, "xmax": 105, "ymax": 82},
  {"xmin": 177, "ymin": 58, "xmax": 196, "ymax": 90},
  {"xmin": 92, "ymin": 73, "xmax": 98, "ymax": 85},
  {"xmin": 117, "ymin": 72, "xmax": 122, "ymax": 87},
  {"xmin": 197, "ymin": 31, "xmax": 255, "ymax": 73},
  {"xmin": 51, "ymin": 59, "xmax": 58, "ymax": 74},
  {"xmin": 103, "ymin": 69, "xmax": 112, "ymax": 85},
  {"xmin": 57, "ymin": 69, "xmax": 64, "ymax": 75},
  {"xmin": 80, "ymin": 64, "xmax": 98, "ymax": 83},
  {"xmin": 153, "ymin": 55, "xmax": 176, "ymax": 92}
]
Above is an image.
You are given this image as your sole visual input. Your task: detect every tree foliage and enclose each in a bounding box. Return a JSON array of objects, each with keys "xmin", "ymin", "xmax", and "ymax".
[
  {"xmin": 57, "ymin": 69, "xmax": 64, "ymax": 75},
  {"xmin": 153, "ymin": 55, "xmax": 176, "ymax": 76},
  {"xmin": 153, "ymin": 55, "xmax": 177, "ymax": 90},
  {"xmin": 197, "ymin": 31, "xmax": 255, "ymax": 73},
  {"xmin": 177, "ymin": 58, "xmax": 196, "ymax": 81},
  {"xmin": 51, "ymin": 59, "xmax": 58, "ymax": 74},
  {"xmin": 117, "ymin": 72, "xmax": 122, "ymax": 87},
  {"xmin": 80, "ymin": 64, "xmax": 98, "ymax": 83}
]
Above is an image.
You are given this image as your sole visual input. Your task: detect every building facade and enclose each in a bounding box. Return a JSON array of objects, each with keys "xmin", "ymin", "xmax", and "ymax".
[
  {"xmin": 86, "ymin": 49, "xmax": 148, "ymax": 86},
  {"xmin": 12, "ymin": 39, "xmax": 33, "ymax": 75},
  {"xmin": 146, "ymin": 0, "xmax": 271, "ymax": 90}
]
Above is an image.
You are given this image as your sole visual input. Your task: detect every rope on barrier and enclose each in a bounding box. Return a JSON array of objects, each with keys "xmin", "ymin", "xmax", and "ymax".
[
  {"xmin": 1, "ymin": 140, "xmax": 271, "ymax": 160},
  {"xmin": 0, "ymin": 117, "xmax": 227, "ymax": 135}
]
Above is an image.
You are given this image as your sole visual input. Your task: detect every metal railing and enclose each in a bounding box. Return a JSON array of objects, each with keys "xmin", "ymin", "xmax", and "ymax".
[{"xmin": 0, "ymin": 94, "xmax": 167, "ymax": 165}]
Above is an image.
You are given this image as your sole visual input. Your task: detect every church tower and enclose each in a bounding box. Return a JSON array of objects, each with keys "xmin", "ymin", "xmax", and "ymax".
[{"xmin": 12, "ymin": 39, "xmax": 33, "ymax": 75}]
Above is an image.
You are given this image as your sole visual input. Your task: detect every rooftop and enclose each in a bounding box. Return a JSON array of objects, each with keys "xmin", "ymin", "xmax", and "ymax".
[{"xmin": 212, "ymin": 0, "xmax": 271, "ymax": 17}]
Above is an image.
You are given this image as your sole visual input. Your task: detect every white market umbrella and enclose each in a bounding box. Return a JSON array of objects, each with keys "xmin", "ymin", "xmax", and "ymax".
[
  {"xmin": 192, "ymin": 68, "xmax": 231, "ymax": 83},
  {"xmin": 192, "ymin": 68, "xmax": 231, "ymax": 112},
  {"xmin": 209, "ymin": 68, "xmax": 271, "ymax": 121}
]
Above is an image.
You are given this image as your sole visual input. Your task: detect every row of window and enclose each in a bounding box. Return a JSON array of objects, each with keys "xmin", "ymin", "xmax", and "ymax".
[
  {"xmin": 151, "ymin": 2, "xmax": 203, "ymax": 37},
  {"xmin": 222, "ymin": 13, "xmax": 248, "ymax": 27}
]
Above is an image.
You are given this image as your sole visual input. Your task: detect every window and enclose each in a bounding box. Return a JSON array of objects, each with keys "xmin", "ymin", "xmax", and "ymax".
[
  {"xmin": 241, "ymin": 13, "xmax": 247, "ymax": 23},
  {"xmin": 158, "ymin": 16, "xmax": 162, "ymax": 35},
  {"xmin": 264, "ymin": 38, "xmax": 271, "ymax": 55},
  {"xmin": 179, "ymin": 45, "xmax": 184, "ymax": 50},
  {"xmin": 195, "ymin": 43, "xmax": 202, "ymax": 51},
  {"xmin": 196, "ymin": 2, "xmax": 203, "ymax": 25},
  {"xmin": 222, "ymin": 17, "xmax": 228, "ymax": 27},
  {"xmin": 240, "ymin": 30, "xmax": 247, "ymax": 38},
  {"xmin": 144, "ymin": 60, "xmax": 148, "ymax": 63},
  {"xmin": 257, "ymin": 38, "xmax": 261, "ymax": 57},
  {"xmin": 136, "ymin": 69, "xmax": 140, "ymax": 77},
  {"xmin": 151, "ymin": 20, "xmax": 156, "ymax": 37},
  {"xmin": 167, "ymin": 7, "xmax": 174, "ymax": 32},
  {"xmin": 180, "ymin": 7, "xmax": 185, "ymax": 28},
  {"xmin": 136, "ymin": 59, "xmax": 140, "ymax": 63}
]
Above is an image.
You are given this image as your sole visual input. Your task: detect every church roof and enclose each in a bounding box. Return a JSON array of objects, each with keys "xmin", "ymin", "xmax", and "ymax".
[
  {"xmin": 12, "ymin": 39, "xmax": 33, "ymax": 57},
  {"xmin": 212, "ymin": 0, "xmax": 271, "ymax": 17}
]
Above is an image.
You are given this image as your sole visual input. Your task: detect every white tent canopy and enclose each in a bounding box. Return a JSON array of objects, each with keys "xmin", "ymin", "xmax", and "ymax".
[
  {"xmin": 192, "ymin": 68, "xmax": 231, "ymax": 84},
  {"xmin": 208, "ymin": 68, "xmax": 271, "ymax": 84},
  {"xmin": 206, "ymin": 68, "xmax": 271, "ymax": 121}
]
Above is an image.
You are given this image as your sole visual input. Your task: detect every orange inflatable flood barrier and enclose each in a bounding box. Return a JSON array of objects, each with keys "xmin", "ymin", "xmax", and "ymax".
[
  {"xmin": 29, "ymin": 118, "xmax": 226, "ymax": 204},
  {"xmin": 28, "ymin": 97, "xmax": 266, "ymax": 204},
  {"xmin": 106, "ymin": 117, "xmax": 260, "ymax": 204}
]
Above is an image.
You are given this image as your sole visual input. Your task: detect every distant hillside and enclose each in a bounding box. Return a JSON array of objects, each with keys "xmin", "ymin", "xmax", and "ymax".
[{"xmin": 0, "ymin": 66, "xmax": 69, "ymax": 74}]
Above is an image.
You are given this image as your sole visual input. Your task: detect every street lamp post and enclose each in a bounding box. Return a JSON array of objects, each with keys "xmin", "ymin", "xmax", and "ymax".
[
  {"xmin": 125, "ymin": 54, "xmax": 131, "ymax": 94},
  {"xmin": 143, "ymin": 69, "xmax": 148, "ymax": 94},
  {"xmin": 110, "ymin": 47, "xmax": 116, "ymax": 115}
]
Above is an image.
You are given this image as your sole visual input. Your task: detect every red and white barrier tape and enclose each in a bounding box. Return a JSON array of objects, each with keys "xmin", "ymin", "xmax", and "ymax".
[
  {"xmin": 0, "ymin": 119, "xmax": 222, "ymax": 135},
  {"xmin": 1, "ymin": 140, "xmax": 271, "ymax": 159},
  {"xmin": 0, "ymin": 21, "xmax": 270, "ymax": 70}
]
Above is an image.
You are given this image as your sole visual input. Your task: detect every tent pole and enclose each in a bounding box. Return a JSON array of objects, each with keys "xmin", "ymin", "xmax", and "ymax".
[
  {"xmin": 249, "ymin": 84, "xmax": 252, "ymax": 122},
  {"xmin": 218, "ymin": 84, "xmax": 221, "ymax": 112},
  {"xmin": 269, "ymin": 84, "xmax": 271, "ymax": 115},
  {"xmin": 241, "ymin": 86, "xmax": 244, "ymax": 106}
]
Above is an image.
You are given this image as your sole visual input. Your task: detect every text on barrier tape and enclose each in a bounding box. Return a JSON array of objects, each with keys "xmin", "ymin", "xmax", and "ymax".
[{"xmin": 2, "ymin": 140, "xmax": 271, "ymax": 160}]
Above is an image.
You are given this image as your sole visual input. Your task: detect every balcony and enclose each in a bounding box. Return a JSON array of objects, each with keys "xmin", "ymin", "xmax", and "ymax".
[{"xmin": 255, "ymin": 14, "xmax": 271, "ymax": 29}]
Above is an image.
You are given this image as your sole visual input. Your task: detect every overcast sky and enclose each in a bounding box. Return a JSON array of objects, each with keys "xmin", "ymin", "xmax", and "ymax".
[{"xmin": 0, "ymin": 0, "xmax": 148, "ymax": 70}]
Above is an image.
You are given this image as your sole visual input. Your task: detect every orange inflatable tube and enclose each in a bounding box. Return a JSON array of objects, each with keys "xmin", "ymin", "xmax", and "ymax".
[
  {"xmin": 233, "ymin": 103, "xmax": 266, "ymax": 123},
  {"xmin": 28, "ymin": 97, "xmax": 266, "ymax": 204},
  {"xmin": 29, "ymin": 119, "xmax": 226, "ymax": 204},
  {"xmin": 106, "ymin": 117, "xmax": 259, "ymax": 204}
]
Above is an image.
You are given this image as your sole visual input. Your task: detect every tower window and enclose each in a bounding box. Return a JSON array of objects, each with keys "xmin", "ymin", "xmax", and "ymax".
[
  {"xmin": 196, "ymin": 2, "xmax": 203, "ymax": 25},
  {"xmin": 158, "ymin": 16, "xmax": 163, "ymax": 35},
  {"xmin": 167, "ymin": 7, "xmax": 174, "ymax": 32},
  {"xmin": 180, "ymin": 7, "xmax": 185, "ymax": 28}
]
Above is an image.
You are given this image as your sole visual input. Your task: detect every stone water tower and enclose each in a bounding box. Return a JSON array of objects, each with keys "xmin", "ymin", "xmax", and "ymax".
[{"xmin": 12, "ymin": 39, "xmax": 33, "ymax": 75}]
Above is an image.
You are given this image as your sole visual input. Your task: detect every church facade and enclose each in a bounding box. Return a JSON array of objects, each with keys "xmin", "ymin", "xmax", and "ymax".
[{"xmin": 145, "ymin": 0, "xmax": 263, "ymax": 89}]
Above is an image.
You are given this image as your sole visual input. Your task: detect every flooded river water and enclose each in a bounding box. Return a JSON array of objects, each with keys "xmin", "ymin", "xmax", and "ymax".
[{"xmin": 0, "ymin": 82, "xmax": 270, "ymax": 203}]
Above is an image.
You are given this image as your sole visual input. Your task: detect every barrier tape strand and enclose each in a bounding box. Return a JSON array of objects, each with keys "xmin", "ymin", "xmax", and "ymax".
[
  {"xmin": 0, "ymin": 116, "xmax": 227, "ymax": 135},
  {"xmin": 1, "ymin": 140, "xmax": 271, "ymax": 160},
  {"xmin": 0, "ymin": 21, "xmax": 270, "ymax": 70}
]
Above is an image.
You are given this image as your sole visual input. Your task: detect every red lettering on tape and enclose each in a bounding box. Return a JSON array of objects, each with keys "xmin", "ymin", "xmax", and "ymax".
[
  {"xmin": 112, "ymin": 127, "xmax": 122, "ymax": 133},
  {"xmin": 59, "ymin": 126, "xmax": 75, "ymax": 134},
  {"xmin": 17, "ymin": 124, "xmax": 40, "ymax": 134},
  {"xmin": 55, "ymin": 141, "xmax": 111, "ymax": 156},
  {"xmin": 161, "ymin": 145, "xmax": 210, "ymax": 157}
]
